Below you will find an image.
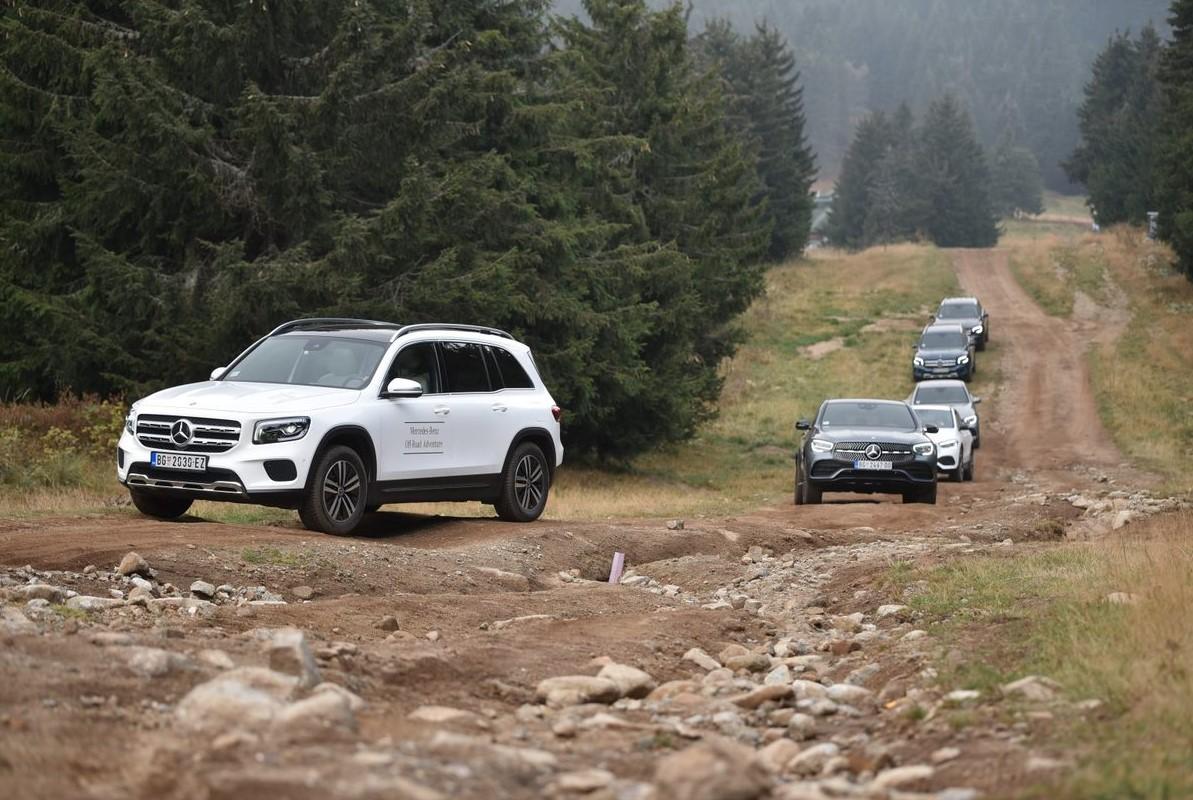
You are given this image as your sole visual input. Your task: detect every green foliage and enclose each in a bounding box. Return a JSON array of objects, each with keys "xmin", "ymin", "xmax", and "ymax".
[
  {"xmin": 1157, "ymin": 0, "xmax": 1193, "ymax": 281},
  {"xmin": 826, "ymin": 98, "xmax": 999, "ymax": 250},
  {"xmin": 1065, "ymin": 26, "xmax": 1165, "ymax": 226},
  {"xmin": 0, "ymin": 0, "xmax": 797, "ymax": 459},
  {"xmin": 990, "ymin": 133, "xmax": 1045, "ymax": 218}
]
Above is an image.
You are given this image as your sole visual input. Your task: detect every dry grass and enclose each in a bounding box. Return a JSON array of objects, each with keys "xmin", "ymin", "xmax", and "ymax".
[
  {"xmin": 891, "ymin": 512, "xmax": 1193, "ymax": 798},
  {"xmin": 1006, "ymin": 232, "xmax": 1109, "ymax": 317}
]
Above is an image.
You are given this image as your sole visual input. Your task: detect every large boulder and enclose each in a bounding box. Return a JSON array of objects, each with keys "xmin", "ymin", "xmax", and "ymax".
[
  {"xmin": 654, "ymin": 738, "xmax": 770, "ymax": 800},
  {"xmin": 535, "ymin": 676, "xmax": 620, "ymax": 708},
  {"xmin": 597, "ymin": 663, "xmax": 657, "ymax": 699}
]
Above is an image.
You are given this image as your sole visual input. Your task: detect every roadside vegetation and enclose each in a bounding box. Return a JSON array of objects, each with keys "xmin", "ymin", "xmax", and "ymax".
[
  {"xmin": 1006, "ymin": 224, "xmax": 1193, "ymax": 493},
  {"xmin": 885, "ymin": 512, "xmax": 1193, "ymax": 798}
]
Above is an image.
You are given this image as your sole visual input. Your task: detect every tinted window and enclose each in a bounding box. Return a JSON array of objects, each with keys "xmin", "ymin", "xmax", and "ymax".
[
  {"xmin": 226, "ymin": 336, "xmax": 386, "ymax": 389},
  {"xmin": 439, "ymin": 342, "xmax": 491, "ymax": 392},
  {"xmin": 820, "ymin": 402, "xmax": 916, "ymax": 429},
  {"xmin": 913, "ymin": 386, "xmax": 970, "ymax": 404},
  {"xmin": 486, "ymin": 346, "xmax": 535, "ymax": 389},
  {"xmin": 915, "ymin": 409, "xmax": 956, "ymax": 428},
  {"xmin": 385, "ymin": 342, "xmax": 440, "ymax": 394},
  {"xmin": 920, "ymin": 330, "xmax": 968, "ymax": 349}
]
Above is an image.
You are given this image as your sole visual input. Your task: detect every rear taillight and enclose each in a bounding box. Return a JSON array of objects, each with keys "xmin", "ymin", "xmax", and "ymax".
[{"xmin": 551, "ymin": 405, "xmax": 562, "ymax": 423}]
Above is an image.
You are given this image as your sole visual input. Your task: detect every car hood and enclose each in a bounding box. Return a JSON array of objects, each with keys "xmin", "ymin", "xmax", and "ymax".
[
  {"xmin": 925, "ymin": 429, "xmax": 962, "ymax": 446},
  {"xmin": 135, "ymin": 381, "xmax": 362, "ymax": 414},
  {"xmin": 814, "ymin": 427, "xmax": 928, "ymax": 444}
]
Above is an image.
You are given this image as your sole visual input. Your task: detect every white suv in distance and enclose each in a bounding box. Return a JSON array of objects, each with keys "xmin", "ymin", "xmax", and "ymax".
[{"xmin": 117, "ymin": 319, "xmax": 564, "ymax": 535}]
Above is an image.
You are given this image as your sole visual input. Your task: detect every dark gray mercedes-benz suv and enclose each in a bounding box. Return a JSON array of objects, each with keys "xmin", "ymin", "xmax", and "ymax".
[{"xmin": 794, "ymin": 399, "xmax": 939, "ymax": 505}]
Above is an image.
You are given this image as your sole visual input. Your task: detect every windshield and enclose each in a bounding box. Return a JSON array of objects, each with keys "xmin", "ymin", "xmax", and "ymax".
[
  {"xmin": 224, "ymin": 336, "xmax": 388, "ymax": 389},
  {"xmin": 821, "ymin": 402, "xmax": 916, "ymax": 429},
  {"xmin": 920, "ymin": 330, "xmax": 968, "ymax": 349},
  {"xmin": 913, "ymin": 385, "xmax": 970, "ymax": 404},
  {"xmin": 937, "ymin": 303, "xmax": 978, "ymax": 320},
  {"xmin": 916, "ymin": 409, "xmax": 956, "ymax": 428}
]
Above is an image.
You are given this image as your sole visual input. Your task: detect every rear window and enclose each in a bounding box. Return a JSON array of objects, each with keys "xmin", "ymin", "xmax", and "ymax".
[
  {"xmin": 937, "ymin": 302, "xmax": 978, "ymax": 319},
  {"xmin": 486, "ymin": 346, "xmax": 535, "ymax": 390},
  {"xmin": 439, "ymin": 342, "xmax": 492, "ymax": 393}
]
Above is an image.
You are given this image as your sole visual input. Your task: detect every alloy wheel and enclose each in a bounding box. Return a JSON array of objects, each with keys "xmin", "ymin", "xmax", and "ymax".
[
  {"xmin": 513, "ymin": 453, "xmax": 546, "ymax": 512},
  {"xmin": 322, "ymin": 459, "xmax": 361, "ymax": 522}
]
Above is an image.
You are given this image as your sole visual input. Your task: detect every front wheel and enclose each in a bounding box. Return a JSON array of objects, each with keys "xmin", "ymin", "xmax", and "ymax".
[
  {"xmin": 130, "ymin": 490, "xmax": 192, "ymax": 520},
  {"xmin": 495, "ymin": 442, "xmax": 550, "ymax": 522},
  {"xmin": 963, "ymin": 456, "xmax": 975, "ymax": 482},
  {"xmin": 299, "ymin": 446, "xmax": 367, "ymax": 536},
  {"xmin": 950, "ymin": 466, "xmax": 964, "ymax": 483}
]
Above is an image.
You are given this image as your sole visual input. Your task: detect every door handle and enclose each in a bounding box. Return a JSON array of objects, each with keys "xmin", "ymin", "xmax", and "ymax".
[
  {"xmin": 490, "ymin": 403, "xmax": 508, "ymax": 413},
  {"xmin": 433, "ymin": 406, "xmax": 451, "ymax": 416}
]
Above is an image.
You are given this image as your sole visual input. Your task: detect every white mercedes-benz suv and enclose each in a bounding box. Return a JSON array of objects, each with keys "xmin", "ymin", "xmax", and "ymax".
[{"xmin": 117, "ymin": 319, "xmax": 564, "ymax": 535}]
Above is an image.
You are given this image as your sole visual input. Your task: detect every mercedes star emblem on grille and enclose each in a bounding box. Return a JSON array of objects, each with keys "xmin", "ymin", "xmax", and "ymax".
[
  {"xmin": 864, "ymin": 444, "xmax": 883, "ymax": 460},
  {"xmin": 170, "ymin": 419, "xmax": 194, "ymax": 447}
]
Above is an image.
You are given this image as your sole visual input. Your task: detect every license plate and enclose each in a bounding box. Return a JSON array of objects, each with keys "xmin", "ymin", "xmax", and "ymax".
[
  {"xmin": 151, "ymin": 452, "xmax": 207, "ymax": 472},
  {"xmin": 854, "ymin": 460, "xmax": 893, "ymax": 471}
]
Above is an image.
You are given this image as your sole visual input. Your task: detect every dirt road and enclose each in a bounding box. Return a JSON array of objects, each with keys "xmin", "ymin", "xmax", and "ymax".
[{"xmin": 0, "ymin": 249, "xmax": 1165, "ymax": 799}]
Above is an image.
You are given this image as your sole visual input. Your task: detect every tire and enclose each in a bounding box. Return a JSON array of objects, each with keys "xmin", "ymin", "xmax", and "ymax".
[
  {"xmin": 973, "ymin": 430, "xmax": 981, "ymax": 450},
  {"xmin": 950, "ymin": 466, "xmax": 964, "ymax": 483},
  {"xmin": 963, "ymin": 456, "xmax": 975, "ymax": 482},
  {"xmin": 904, "ymin": 484, "xmax": 938, "ymax": 504},
  {"xmin": 803, "ymin": 479, "xmax": 823, "ymax": 505},
  {"xmin": 495, "ymin": 442, "xmax": 551, "ymax": 522},
  {"xmin": 976, "ymin": 339, "xmax": 987, "ymax": 352},
  {"xmin": 299, "ymin": 445, "xmax": 367, "ymax": 536},
  {"xmin": 130, "ymin": 490, "xmax": 192, "ymax": 520},
  {"xmin": 793, "ymin": 462, "xmax": 804, "ymax": 505}
]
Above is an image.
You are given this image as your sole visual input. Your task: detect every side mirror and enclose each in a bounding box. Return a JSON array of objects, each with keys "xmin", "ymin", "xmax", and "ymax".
[
  {"xmin": 382, "ymin": 378, "xmax": 424, "ymax": 399},
  {"xmin": 210, "ymin": 367, "xmax": 227, "ymax": 381},
  {"xmin": 795, "ymin": 419, "xmax": 812, "ymax": 431},
  {"xmin": 924, "ymin": 425, "xmax": 939, "ymax": 434},
  {"xmin": 972, "ymin": 397, "xmax": 982, "ymax": 405}
]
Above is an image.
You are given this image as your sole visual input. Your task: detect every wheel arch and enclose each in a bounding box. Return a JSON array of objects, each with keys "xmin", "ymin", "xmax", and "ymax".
[
  {"xmin": 307, "ymin": 425, "xmax": 378, "ymax": 489},
  {"xmin": 502, "ymin": 427, "xmax": 557, "ymax": 478}
]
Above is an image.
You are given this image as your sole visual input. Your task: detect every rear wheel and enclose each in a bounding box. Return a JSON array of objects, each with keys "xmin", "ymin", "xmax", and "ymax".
[
  {"xmin": 495, "ymin": 442, "xmax": 550, "ymax": 522},
  {"xmin": 299, "ymin": 445, "xmax": 367, "ymax": 536},
  {"xmin": 130, "ymin": 490, "xmax": 192, "ymax": 520}
]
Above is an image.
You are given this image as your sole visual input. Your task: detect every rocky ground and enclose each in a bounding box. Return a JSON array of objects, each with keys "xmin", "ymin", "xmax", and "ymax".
[{"xmin": 1, "ymin": 250, "xmax": 1186, "ymax": 799}]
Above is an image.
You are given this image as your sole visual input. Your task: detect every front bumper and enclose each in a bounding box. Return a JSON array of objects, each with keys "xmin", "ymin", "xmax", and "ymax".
[
  {"xmin": 914, "ymin": 364, "xmax": 970, "ymax": 381},
  {"xmin": 806, "ymin": 454, "xmax": 937, "ymax": 494},
  {"xmin": 116, "ymin": 428, "xmax": 312, "ymax": 506}
]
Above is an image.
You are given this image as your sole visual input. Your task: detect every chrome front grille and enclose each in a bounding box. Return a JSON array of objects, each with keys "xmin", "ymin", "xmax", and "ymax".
[
  {"xmin": 833, "ymin": 442, "xmax": 915, "ymax": 463},
  {"xmin": 135, "ymin": 414, "xmax": 241, "ymax": 453},
  {"xmin": 922, "ymin": 358, "xmax": 956, "ymax": 368}
]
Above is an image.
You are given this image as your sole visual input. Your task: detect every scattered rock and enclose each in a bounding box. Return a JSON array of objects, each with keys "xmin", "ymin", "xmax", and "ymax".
[
  {"xmin": 684, "ymin": 648, "xmax": 722, "ymax": 671},
  {"xmin": 901, "ymin": 629, "xmax": 928, "ymax": 642},
  {"xmin": 597, "ymin": 663, "xmax": 657, "ymax": 699},
  {"xmin": 535, "ymin": 676, "xmax": 621, "ymax": 708},
  {"xmin": 291, "ymin": 585, "xmax": 315, "ymax": 600},
  {"xmin": 556, "ymin": 769, "xmax": 615, "ymax": 794},
  {"xmin": 272, "ymin": 690, "xmax": 357, "ymax": 742},
  {"xmin": 266, "ymin": 628, "xmax": 322, "ymax": 688},
  {"xmin": 13, "ymin": 584, "xmax": 66, "ymax": 604},
  {"xmin": 654, "ymin": 738, "xmax": 770, "ymax": 800},
  {"xmin": 945, "ymin": 689, "xmax": 981, "ymax": 704},
  {"xmin": 1002, "ymin": 675, "xmax": 1060, "ymax": 703},
  {"xmin": 377, "ymin": 615, "xmax": 401, "ymax": 631},
  {"xmin": 932, "ymin": 747, "xmax": 962, "ymax": 764},
  {"xmin": 870, "ymin": 764, "xmax": 935, "ymax": 791},
  {"xmin": 125, "ymin": 647, "xmax": 185, "ymax": 678},
  {"xmin": 763, "ymin": 665, "xmax": 792, "ymax": 686},
  {"xmin": 787, "ymin": 742, "xmax": 840, "ymax": 776},
  {"xmin": 826, "ymin": 683, "xmax": 873, "ymax": 707},
  {"xmin": 189, "ymin": 580, "xmax": 215, "ymax": 599},
  {"xmin": 724, "ymin": 653, "xmax": 771, "ymax": 673},
  {"xmin": 876, "ymin": 604, "xmax": 908, "ymax": 619},
  {"xmin": 117, "ymin": 552, "xmax": 151, "ymax": 577},
  {"xmin": 65, "ymin": 595, "xmax": 123, "ymax": 612},
  {"xmin": 409, "ymin": 705, "xmax": 480, "ymax": 725},
  {"xmin": 176, "ymin": 672, "xmax": 292, "ymax": 733},
  {"xmin": 312, "ymin": 682, "xmax": 366, "ymax": 713},
  {"xmin": 757, "ymin": 739, "xmax": 802, "ymax": 774},
  {"xmin": 730, "ymin": 684, "xmax": 794, "ymax": 710},
  {"xmin": 1104, "ymin": 592, "xmax": 1139, "ymax": 606},
  {"xmin": 666, "ymin": 519, "xmax": 685, "ymax": 531},
  {"xmin": 198, "ymin": 649, "xmax": 235, "ymax": 670},
  {"xmin": 0, "ymin": 606, "xmax": 37, "ymax": 635}
]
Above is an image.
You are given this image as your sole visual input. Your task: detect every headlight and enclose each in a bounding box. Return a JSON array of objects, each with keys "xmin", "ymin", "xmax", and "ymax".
[
  {"xmin": 963, "ymin": 415, "xmax": 978, "ymax": 427},
  {"xmin": 957, "ymin": 355, "xmax": 970, "ymax": 366},
  {"xmin": 125, "ymin": 409, "xmax": 136, "ymax": 435},
  {"xmin": 253, "ymin": 417, "xmax": 311, "ymax": 444},
  {"xmin": 938, "ymin": 439, "xmax": 958, "ymax": 448},
  {"xmin": 810, "ymin": 438, "xmax": 834, "ymax": 453},
  {"xmin": 971, "ymin": 324, "xmax": 984, "ymax": 335},
  {"xmin": 913, "ymin": 442, "xmax": 935, "ymax": 457},
  {"xmin": 913, "ymin": 356, "xmax": 924, "ymax": 367}
]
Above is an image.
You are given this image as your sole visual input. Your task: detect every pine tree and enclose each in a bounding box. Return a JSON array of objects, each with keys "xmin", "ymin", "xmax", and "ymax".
[
  {"xmin": 916, "ymin": 96, "xmax": 1000, "ymax": 248},
  {"xmin": 1156, "ymin": 0, "xmax": 1193, "ymax": 280},
  {"xmin": 825, "ymin": 112, "xmax": 893, "ymax": 249},
  {"xmin": 989, "ymin": 131, "xmax": 1045, "ymax": 217},
  {"xmin": 1065, "ymin": 26, "xmax": 1165, "ymax": 226}
]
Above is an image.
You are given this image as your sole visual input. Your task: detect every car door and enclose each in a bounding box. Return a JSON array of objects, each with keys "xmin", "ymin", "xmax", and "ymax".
[
  {"xmin": 437, "ymin": 341, "xmax": 506, "ymax": 476},
  {"xmin": 377, "ymin": 341, "xmax": 456, "ymax": 482},
  {"xmin": 954, "ymin": 410, "xmax": 973, "ymax": 464}
]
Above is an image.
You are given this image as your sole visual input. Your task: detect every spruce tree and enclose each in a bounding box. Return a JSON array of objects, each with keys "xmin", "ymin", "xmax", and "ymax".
[
  {"xmin": 916, "ymin": 96, "xmax": 1000, "ymax": 248},
  {"xmin": 825, "ymin": 112, "xmax": 892, "ymax": 249},
  {"xmin": 1156, "ymin": 0, "xmax": 1193, "ymax": 280},
  {"xmin": 990, "ymin": 132, "xmax": 1045, "ymax": 217}
]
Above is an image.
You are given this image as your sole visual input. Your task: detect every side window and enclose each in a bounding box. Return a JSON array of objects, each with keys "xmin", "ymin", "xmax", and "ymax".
[
  {"xmin": 485, "ymin": 346, "xmax": 535, "ymax": 390},
  {"xmin": 439, "ymin": 342, "xmax": 492, "ymax": 393},
  {"xmin": 385, "ymin": 342, "xmax": 441, "ymax": 394}
]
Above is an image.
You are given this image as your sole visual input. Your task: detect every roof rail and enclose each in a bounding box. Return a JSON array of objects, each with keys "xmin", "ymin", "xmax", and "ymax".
[
  {"xmin": 266, "ymin": 319, "xmax": 515, "ymax": 340},
  {"xmin": 394, "ymin": 323, "xmax": 514, "ymax": 340},
  {"xmin": 268, "ymin": 318, "xmax": 400, "ymax": 336}
]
